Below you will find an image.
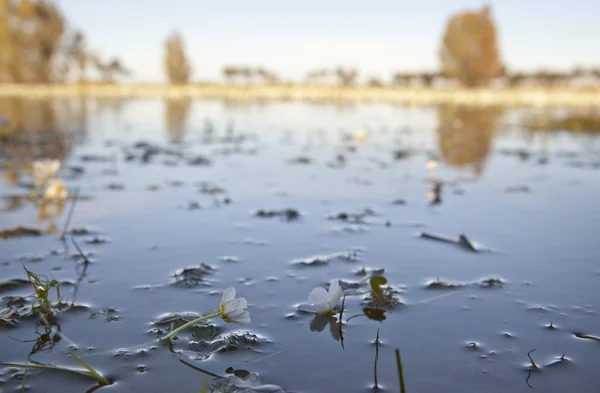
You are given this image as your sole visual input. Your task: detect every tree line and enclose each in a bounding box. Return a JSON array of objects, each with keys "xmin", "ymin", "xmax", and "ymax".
[
  {"xmin": 0, "ymin": 0, "xmax": 130, "ymax": 84},
  {"xmin": 1, "ymin": 2, "xmax": 598, "ymax": 88}
]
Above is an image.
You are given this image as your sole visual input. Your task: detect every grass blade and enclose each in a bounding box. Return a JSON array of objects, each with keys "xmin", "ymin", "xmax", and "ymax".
[
  {"xmin": 395, "ymin": 348, "xmax": 407, "ymax": 393},
  {"xmin": 68, "ymin": 351, "xmax": 111, "ymax": 386},
  {"xmin": 1, "ymin": 362, "xmax": 96, "ymax": 380}
]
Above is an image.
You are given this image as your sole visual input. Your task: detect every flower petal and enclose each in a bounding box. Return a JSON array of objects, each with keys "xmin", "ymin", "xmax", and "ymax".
[
  {"xmin": 308, "ymin": 287, "xmax": 329, "ymax": 305},
  {"xmin": 328, "ymin": 279, "xmax": 343, "ymax": 305},
  {"xmin": 298, "ymin": 304, "xmax": 320, "ymax": 313},
  {"xmin": 224, "ymin": 297, "xmax": 247, "ymax": 313},
  {"xmin": 231, "ymin": 310, "xmax": 250, "ymax": 324},
  {"xmin": 221, "ymin": 287, "xmax": 236, "ymax": 304}
]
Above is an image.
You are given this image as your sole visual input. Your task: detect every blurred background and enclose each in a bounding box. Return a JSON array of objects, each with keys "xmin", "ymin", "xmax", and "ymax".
[{"xmin": 0, "ymin": 0, "xmax": 598, "ymax": 86}]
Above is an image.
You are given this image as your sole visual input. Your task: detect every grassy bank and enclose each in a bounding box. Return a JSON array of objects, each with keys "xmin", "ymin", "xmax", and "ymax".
[{"xmin": 0, "ymin": 84, "xmax": 599, "ymax": 107}]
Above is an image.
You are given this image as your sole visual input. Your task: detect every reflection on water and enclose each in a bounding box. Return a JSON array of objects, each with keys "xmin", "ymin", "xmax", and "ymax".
[
  {"xmin": 164, "ymin": 98, "xmax": 191, "ymax": 143},
  {"xmin": 436, "ymin": 105, "xmax": 502, "ymax": 176},
  {"xmin": 1, "ymin": 99, "xmax": 599, "ymax": 393}
]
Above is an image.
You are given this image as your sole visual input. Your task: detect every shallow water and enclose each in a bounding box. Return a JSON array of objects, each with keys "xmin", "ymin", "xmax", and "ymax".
[{"xmin": 1, "ymin": 100, "xmax": 599, "ymax": 393}]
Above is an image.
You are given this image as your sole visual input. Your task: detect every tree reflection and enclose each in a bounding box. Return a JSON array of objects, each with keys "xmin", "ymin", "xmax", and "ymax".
[
  {"xmin": 436, "ymin": 105, "xmax": 503, "ymax": 177},
  {"xmin": 164, "ymin": 98, "xmax": 191, "ymax": 143}
]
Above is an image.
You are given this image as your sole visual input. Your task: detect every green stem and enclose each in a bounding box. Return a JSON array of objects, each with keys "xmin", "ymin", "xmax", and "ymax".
[{"xmin": 163, "ymin": 312, "xmax": 221, "ymax": 340}]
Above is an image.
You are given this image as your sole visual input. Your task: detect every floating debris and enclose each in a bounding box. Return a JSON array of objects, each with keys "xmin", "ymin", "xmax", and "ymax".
[
  {"xmin": 419, "ymin": 232, "xmax": 492, "ymax": 252},
  {"xmin": 107, "ymin": 183, "xmax": 125, "ymax": 191},
  {"xmin": 254, "ymin": 208, "xmax": 300, "ymax": 221},
  {"xmin": 85, "ymin": 237, "xmax": 108, "ymax": 245},
  {"xmin": 478, "ymin": 277, "xmax": 504, "ymax": 288},
  {"xmin": 288, "ymin": 156, "xmax": 312, "ymax": 165},
  {"xmin": 172, "ymin": 264, "xmax": 215, "ymax": 288},
  {"xmin": 425, "ymin": 279, "xmax": 463, "ymax": 290},
  {"xmin": 574, "ymin": 332, "xmax": 600, "ymax": 343},
  {"xmin": 328, "ymin": 207, "xmax": 377, "ymax": 224},
  {"xmin": 187, "ymin": 156, "xmax": 212, "ymax": 166},
  {"xmin": 219, "ymin": 256, "xmax": 241, "ymax": 263},
  {"xmin": 210, "ymin": 371, "xmax": 286, "ymax": 393},
  {"xmin": 89, "ymin": 308, "xmax": 120, "ymax": 322},
  {"xmin": 292, "ymin": 249, "xmax": 361, "ymax": 267},
  {"xmin": 393, "ymin": 149, "xmax": 412, "ymax": 160},
  {"xmin": 505, "ymin": 185, "xmax": 531, "ymax": 193},
  {"xmin": 1, "ymin": 226, "xmax": 43, "ymax": 239}
]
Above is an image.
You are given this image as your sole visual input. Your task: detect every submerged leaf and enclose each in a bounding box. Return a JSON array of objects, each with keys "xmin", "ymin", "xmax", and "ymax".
[
  {"xmin": 192, "ymin": 325, "xmax": 216, "ymax": 341},
  {"xmin": 189, "ymin": 337, "xmax": 230, "ymax": 360}
]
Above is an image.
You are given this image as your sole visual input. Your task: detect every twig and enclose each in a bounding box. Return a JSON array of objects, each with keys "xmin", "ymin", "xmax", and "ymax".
[
  {"xmin": 395, "ymin": 348, "xmax": 406, "ymax": 393},
  {"xmin": 179, "ymin": 359, "xmax": 222, "ymax": 378},
  {"xmin": 527, "ymin": 349, "xmax": 539, "ymax": 369},
  {"xmin": 374, "ymin": 329, "xmax": 380, "ymax": 391},
  {"xmin": 60, "ymin": 187, "xmax": 79, "ymax": 240},
  {"xmin": 71, "ymin": 238, "xmax": 90, "ymax": 265},
  {"xmin": 338, "ymin": 295, "xmax": 346, "ymax": 351}
]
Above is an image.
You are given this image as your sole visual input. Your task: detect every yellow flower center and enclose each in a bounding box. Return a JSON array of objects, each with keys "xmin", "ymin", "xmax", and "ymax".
[{"xmin": 219, "ymin": 303, "xmax": 231, "ymax": 322}]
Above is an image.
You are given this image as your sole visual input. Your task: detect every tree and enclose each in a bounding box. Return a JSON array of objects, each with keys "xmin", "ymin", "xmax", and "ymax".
[
  {"xmin": 0, "ymin": 0, "xmax": 65, "ymax": 83},
  {"xmin": 367, "ymin": 77, "xmax": 383, "ymax": 87},
  {"xmin": 164, "ymin": 31, "xmax": 191, "ymax": 84},
  {"xmin": 335, "ymin": 67, "xmax": 358, "ymax": 87},
  {"xmin": 439, "ymin": 4, "xmax": 503, "ymax": 87}
]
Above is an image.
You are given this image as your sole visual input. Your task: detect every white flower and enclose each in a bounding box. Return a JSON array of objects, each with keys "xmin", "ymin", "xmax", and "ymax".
[
  {"xmin": 43, "ymin": 179, "xmax": 68, "ymax": 202},
  {"xmin": 32, "ymin": 159, "xmax": 61, "ymax": 187},
  {"xmin": 219, "ymin": 287, "xmax": 250, "ymax": 324},
  {"xmin": 299, "ymin": 279, "xmax": 343, "ymax": 316}
]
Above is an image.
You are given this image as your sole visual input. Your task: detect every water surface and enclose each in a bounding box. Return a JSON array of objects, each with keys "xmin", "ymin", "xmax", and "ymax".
[{"xmin": 1, "ymin": 100, "xmax": 599, "ymax": 393}]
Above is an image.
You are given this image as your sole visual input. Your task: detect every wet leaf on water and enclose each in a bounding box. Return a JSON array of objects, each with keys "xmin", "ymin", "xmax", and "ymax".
[
  {"xmin": 354, "ymin": 267, "xmax": 385, "ymax": 277},
  {"xmin": 0, "ymin": 226, "xmax": 43, "ymax": 239},
  {"xmin": 363, "ymin": 307, "xmax": 387, "ymax": 321},
  {"xmin": 0, "ymin": 279, "xmax": 30, "ymax": 293},
  {"xmin": 425, "ymin": 279, "xmax": 463, "ymax": 290},
  {"xmin": 192, "ymin": 325, "xmax": 216, "ymax": 341},
  {"xmin": 370, "ymin": 276, "xmax": 387, "ymax": 296},
  {"xmin": 363, "ymin": 278, "xmax": 402, "ymax": 310},
  {"xmin": 172, "ymin": 264, "xmax": 215, "ymax": 288},
  {"xmin": 210, "ymin": 371, "xmax": 286, "ymax": 393},
  {"xmin": 478, "ymin": 277, "xmax": 504, "ymax": 288},
  {"xmin": 85, "ymin": 237, "xmax": 108, "ymax": 245},
  {"xmin": 1, "ymin": 296, "xmax": 33, "ymax": 328},
  {"xmin": 89, "ymin": 308, "xmax": 120, "ymax": 322},
  {"xmin": 293, "ymin": 250, "xmax": 361, "ymax": 267},
  {"xmin": 153, "ymin": 312, "xmax": 203, "ymax": 325},
  {"xmin": 227, "ymin": 332, "xmax": 263, "ymax": 349},
  {"xmin": 69, "ymin": 227, "xmax": 91, "ymax": 236}
]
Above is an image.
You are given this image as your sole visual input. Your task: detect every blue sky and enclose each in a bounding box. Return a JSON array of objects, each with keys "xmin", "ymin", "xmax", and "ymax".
[{"xmin": 56, "ymin": 0, "xmax": 599, "ymax": 83}]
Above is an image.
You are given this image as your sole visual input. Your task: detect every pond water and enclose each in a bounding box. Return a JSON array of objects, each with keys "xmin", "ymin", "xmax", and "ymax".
[{"xmin": 1, "ymin": 100, "xmax": 599, "ymax": 393}]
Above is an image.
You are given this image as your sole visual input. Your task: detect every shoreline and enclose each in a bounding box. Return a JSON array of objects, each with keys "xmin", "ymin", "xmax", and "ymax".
[{"xmin": 0, "ymin": 84, "xmax": 599, "ymax": 107}]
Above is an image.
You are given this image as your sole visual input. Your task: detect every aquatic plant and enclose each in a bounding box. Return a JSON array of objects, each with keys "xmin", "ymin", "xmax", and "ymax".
[
  {"xmin": 163, "ymin": 287, "xmax": 250, "ymax": 340},
  {"xmin": 31, "ymin": 159, "xmax": 61, "ymax": 188},
  {"xmin": 298, "ymin": 279, "xmax": 343, "ymax": 317}
]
